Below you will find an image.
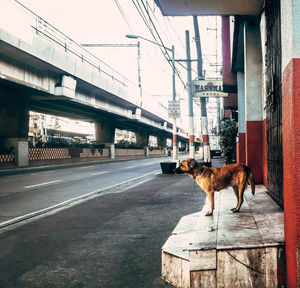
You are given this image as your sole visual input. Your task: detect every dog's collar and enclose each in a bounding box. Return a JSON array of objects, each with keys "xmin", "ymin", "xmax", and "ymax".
[{"xmin": 193, "ymin": 167, "xmax": 205, "ymax": 179}]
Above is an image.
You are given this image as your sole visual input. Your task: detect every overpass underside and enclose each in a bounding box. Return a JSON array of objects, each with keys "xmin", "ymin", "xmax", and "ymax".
[{"xmin": 0, "ymin": 16, "xmax": 189, "ymax": 166}]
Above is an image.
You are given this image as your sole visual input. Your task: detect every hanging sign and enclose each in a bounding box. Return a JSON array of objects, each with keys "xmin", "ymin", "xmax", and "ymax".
[
  {"xmin": 193, "ymin": 80, "xmax": 229, "ymax": 97},
  {"xmin": 168, "ymin": 100, "xmax": 180, "ymax": 118}
]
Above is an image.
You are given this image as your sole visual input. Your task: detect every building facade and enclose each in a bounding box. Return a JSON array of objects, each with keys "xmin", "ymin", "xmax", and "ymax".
[{"xmin": 155, "ymin": 0, "xmax": 300, "ymax": 286}]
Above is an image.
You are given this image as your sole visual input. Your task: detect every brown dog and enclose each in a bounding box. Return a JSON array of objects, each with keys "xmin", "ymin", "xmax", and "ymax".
[{"xmin": 175, "ymin": 158, "xmax": 255, "ymax": 216}]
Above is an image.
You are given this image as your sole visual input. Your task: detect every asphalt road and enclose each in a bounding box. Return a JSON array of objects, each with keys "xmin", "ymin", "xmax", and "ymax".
[
  {"xmin": 0, "ymin": 158, "xmax": 168, "ymax": 227},
  {"xmin": 0, "ymin": 157, "xmax": 207, "ymax": 288}
]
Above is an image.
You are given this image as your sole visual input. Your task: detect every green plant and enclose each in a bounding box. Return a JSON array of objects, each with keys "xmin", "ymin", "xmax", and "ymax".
[{"xmin": 219, "ymin": 119, "xmax": 238, "ymax": 164}]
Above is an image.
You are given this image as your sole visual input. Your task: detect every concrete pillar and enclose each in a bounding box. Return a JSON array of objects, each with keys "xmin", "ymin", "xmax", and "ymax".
[
  {"xmin": 0, "ymin": 92, "xmax": 29, "ymax": 166},
  {"xmin": 157, "ymin": 135, "xmax": 167, "ymax": 149},
  {"xmin": 145, "ymin": 146, "xmax": 149, "ymax": 158},
  {"xmin": 135, "ymin": 130, "xmax": 149, "ymax": 147},
  {"xmin": 135, "ymin": 129, "xmax": 149, "ymax": 157},
  {"xmin": 260, "ymin": 12, "xmax": 268, "ymax": 187},
  {"xmin": 110, "ymin": 144, "xmax": 115, "ymax": 160},
  {"xmin": 237, "ymin": 71, "xmax": 246, "ymax": 164},
  {"xmin": 244, "ymin": 17, "xmax": 263, "ymax": 183},
  {"xmin": 281, "ymin": 0, "xmax": 300, "ymax": 285},
  {"xmin": 94, "ymin": 120, "xmax": 115, "ymax": 145}
]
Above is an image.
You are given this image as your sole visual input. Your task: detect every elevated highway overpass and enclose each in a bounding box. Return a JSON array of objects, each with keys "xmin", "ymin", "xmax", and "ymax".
[{"xmin": 0, "ymin": 0, "xmax": 189, "ymax": 166}]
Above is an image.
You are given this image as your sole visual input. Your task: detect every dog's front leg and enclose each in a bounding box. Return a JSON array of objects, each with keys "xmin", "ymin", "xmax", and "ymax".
[{"xmin": 205, "ymin": 191, "xmax": 214, "ymax": 216}]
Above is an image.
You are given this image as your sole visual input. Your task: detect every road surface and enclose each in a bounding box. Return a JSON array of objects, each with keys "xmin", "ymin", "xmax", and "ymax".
[{"xmin": 0, "ymin": 156, "xmax": 207, "ymax": 287}]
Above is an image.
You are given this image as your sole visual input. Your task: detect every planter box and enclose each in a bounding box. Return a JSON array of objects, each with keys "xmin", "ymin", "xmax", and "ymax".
[{"xmin": 160, "ymin": 162, "xmax": 177, "ymax": 174}]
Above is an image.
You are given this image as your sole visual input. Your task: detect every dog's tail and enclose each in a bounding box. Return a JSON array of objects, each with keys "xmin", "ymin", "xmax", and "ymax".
[{"xmin": 247, "ymin": 168, "xmax": 255, "ymax": 195}]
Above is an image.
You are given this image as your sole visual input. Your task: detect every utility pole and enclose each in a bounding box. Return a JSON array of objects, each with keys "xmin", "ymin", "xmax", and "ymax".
[
  {"xmin": 208, "ymin": 17, "xmax": 221, "ymax": 134},
  {"xmin": 171, "ymin": 45, "xmax": 179, "ymax": 164},
  {"xmin": 185, "ymin": 30, "xmax": 195, "ymax": 159},
  {"xmin": 193, "ymin": 16, "xmax": 211, "ymax": 163},
  {"xmin": 215, "ymin": 16, "xmax": 221, "ymax": 135},
  {"xmin": 126, "ymin": 34, "xmax": 179, "ymax": 165}
]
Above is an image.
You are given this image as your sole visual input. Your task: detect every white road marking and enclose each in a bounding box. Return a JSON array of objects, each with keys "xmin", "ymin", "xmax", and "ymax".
[
  {"xmin": 24, "ymin": 180, "xmax": 62, "ymax": 189},
  {"xmin": 140, "ymin": 162, "xmax": 156, "ymax": 166},
  {"xmin": 30, "ymin": 170, "xmax": 57, "ymax": 176},
  {"xmin": 124, "ymin": 166, "xmax": 137, "ymax": 169},
  {"xmin": 90, "ymin": 171, "xmax": 109, "ymax": 176},
  {"xmin": 1, "ymin": 169, "xmax": 160, "ymax": 231},
  {"xmin": 79, "ymin": 165, "xmax": 95, "ymax": 169}
]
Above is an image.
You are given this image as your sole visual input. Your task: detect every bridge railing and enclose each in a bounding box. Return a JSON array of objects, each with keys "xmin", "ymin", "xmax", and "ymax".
[{"xmin": 13, "ymin": 0, "xmax": 133, "ymax": 89}]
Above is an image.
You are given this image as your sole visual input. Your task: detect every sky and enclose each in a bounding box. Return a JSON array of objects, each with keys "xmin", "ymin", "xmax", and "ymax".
[{"xmin": 2, "ymin": 0, "xmax": 222, "ymax": 130}]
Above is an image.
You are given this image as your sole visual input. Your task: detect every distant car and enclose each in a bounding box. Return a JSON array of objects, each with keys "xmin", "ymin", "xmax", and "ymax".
[{"xmin": 211, "ymin": 150, "xmax": 222, "ymax": 158}]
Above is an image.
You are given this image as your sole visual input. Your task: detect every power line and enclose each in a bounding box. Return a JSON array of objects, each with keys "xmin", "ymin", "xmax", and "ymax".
[
  {"xmin": 131, "ymin": 1, "xmax": 177, "ymax": 73},
  {"xmin": 114, "ymin": 0, "xmax": 135, "ymax": 33},
  {"xmin": 131, "ymin": 0, "xmax": 175, "ymax": 71},
  {"xmin": 142, "ymin": 2, "xmax": 201, "ymax": 81},
  {"xmin": 138, "ymin": 0, "xmax": 187, "ymax": 88}
]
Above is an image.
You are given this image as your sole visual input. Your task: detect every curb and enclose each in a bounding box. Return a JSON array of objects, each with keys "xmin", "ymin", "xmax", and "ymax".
[{"xmin": 0, "ymin": 155, "xmax": 169, "ymax": 176}]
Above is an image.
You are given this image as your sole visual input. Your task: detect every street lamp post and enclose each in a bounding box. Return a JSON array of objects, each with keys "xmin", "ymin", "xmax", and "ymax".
[{"xmin": 126, "ymin": 34, "xmax": 179, "ymax": 164}]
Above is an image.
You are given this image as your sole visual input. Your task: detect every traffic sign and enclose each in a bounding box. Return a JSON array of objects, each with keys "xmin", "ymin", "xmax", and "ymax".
[{"xmin": 168, "ymin": 100, "xmax": 180, "ymax": 118}]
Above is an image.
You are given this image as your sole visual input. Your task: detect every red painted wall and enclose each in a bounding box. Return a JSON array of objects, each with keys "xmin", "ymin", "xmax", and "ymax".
[
  {"xmin": 224, "ymin": 110, "xmax": 232, "ymax": 119},
  {"xmin": 282, "ymin": 58, "xmax": 300, "ymax": 287},
  {"xmin": 222, "ymin": 17, "xmax": 237, "ymax": 111},
  {"xmin": 224, "ymin": 93, "xmax": 238, "ymax": 109},
  {"xmin": 263, "ymin": 118, "xmax": 268, "ymax": 186},
  {"xmin": 222, "ymin": 17, "xmax": 236, "ymax": 86},
  {"xmin": 237, "ymin": 133, "xmax": 245, "ymax": 164},
  {"xmin": 246, "ymin": 121, "xmax": 263, "ymax": 184}
]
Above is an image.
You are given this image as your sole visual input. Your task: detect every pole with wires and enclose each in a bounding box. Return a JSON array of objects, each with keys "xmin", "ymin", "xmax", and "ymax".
[
  {"xmin": 185, "ymin": 30, "xmax": 195, "ymax": 159},
  {"xmin": 137, "ymin": 41, "xmax": 142, "ymax": 107},
  {"xmin": 171, "ymin": 45, "xmax": 179, "ymax": 164},
  {"xmin": 126, "ymin": 34, "xmax": 179, "ymax": 164},
  {"xmin": 193, "ymin": 16, "xmax": 211, "ymax": 163}
]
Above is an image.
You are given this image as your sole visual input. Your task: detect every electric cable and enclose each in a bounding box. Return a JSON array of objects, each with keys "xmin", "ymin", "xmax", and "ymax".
[{"xmin": 114, "ymin": 0, "xmax": 135, "ymax": 34}]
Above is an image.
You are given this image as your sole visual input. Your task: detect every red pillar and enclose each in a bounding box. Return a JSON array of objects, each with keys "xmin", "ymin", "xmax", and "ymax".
[
  {"xmin": 245, "ymin": 121, "xmax": 263, "ymax": 184},
  {"xmin": 282, "ymin": 58, "xmax": 300, "ymax": 287},
  {"xmin": 243, "ymin": 18, "xmax": 263, "ymax": 184},
  {"xmin": 237, "ymin": 133, "xmax": 246, "ymax": 164},
  {"xmin": 262, "ymin": 118, "xmax": 268, "ymax": 186}
]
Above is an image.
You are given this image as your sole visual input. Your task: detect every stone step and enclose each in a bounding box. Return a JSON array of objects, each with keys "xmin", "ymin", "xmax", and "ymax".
[{"xmin": 161, "ymin": 185, "xmax": 285, "ymax": 288}]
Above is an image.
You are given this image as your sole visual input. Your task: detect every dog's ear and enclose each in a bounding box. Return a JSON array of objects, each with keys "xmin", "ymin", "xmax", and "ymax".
[{"xmin": 188, "ymin": 159, "xmax": 196, "ymax": 169}]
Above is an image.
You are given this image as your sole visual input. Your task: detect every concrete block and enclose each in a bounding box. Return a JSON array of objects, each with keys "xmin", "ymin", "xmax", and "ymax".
[
  {"xmin": 217, "ymin": 248, "xmax": 266, "ymax": 287},
  {"xmin": 189, "ymin": 249, "xmax": 217, "ymax": 271},
  {"xmin": 190, "ymin": 270, "xmax": 216, "ymax": 288},
  {"xmin": 265, "ymin": 247, "xmax": 278, "ymax": 288},
  {"xmin": 61, "ymin": 75, "xmax": 76, "ymax": 90},
  {"xmin": 162, "ymin": 252, "xmax": 189, "ymax": 288},
  {"xmin": 161, "ymin": 186, "xmax": 284, "ymax": 288}
]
